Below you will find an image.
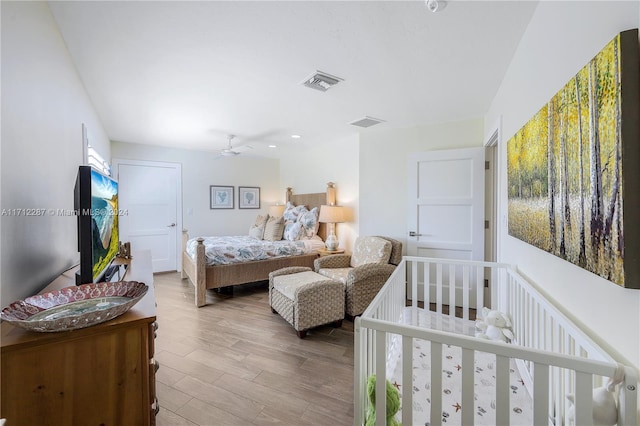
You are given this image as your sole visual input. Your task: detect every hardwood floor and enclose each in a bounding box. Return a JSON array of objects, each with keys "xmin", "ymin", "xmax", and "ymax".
[{"xmin": 153, "ymin": 272, "xmax": 354, "ymax": 426}]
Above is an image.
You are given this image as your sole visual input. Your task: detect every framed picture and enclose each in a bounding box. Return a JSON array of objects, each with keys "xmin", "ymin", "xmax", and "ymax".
[
  {"xmin": 210, "ymin": 185, "xmax": 234, "ymax": 209},
  {"xmin": 506, "ymin": 29, "xmax": 640, "ymax": 288},
  {"xmin": 239, "ymin": 186, "xmax": 260, "ymax": 209}
]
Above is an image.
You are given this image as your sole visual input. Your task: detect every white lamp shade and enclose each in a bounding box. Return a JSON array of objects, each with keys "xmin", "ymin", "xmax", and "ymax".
[
  {"xmin": 318, "ymin": 205, "xmax": 349, "ymax": 223},
  {"xmin": 269, "ymin": 204, "xmax": 285, "ymax": 217}
]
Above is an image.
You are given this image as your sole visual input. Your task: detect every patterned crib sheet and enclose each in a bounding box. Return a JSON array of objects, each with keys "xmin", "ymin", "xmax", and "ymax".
[
  {"xmin": 387, "ymin": 308, "xmax": 533, "ymax": 425},
  {"xmin": 186, "ymin": 235, "xmax": 311, "ymax": 265}
]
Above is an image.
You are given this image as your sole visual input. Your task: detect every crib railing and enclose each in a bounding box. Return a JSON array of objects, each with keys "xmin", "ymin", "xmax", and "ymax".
[{"xmin": 354, "ymin": 256, "xmax": 638, "ymax": 426}]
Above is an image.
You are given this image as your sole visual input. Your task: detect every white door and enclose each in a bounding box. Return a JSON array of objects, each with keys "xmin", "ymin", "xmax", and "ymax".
[
  {"xmin": 408, "ymin": 147, "xmax": 485, "ymax": 258},
  {"xmin": 114, "ymin": 159, "xmax": 181, "ymax": 272},
  {"xmin": 407, "ymin": 147, "xmax": 485, "ymax": 305}
]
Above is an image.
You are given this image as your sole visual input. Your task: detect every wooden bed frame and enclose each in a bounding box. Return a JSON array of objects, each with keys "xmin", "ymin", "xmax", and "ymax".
[{"xmin": 182, "ymin": 184, "xmax": 333, "ymax": 307}]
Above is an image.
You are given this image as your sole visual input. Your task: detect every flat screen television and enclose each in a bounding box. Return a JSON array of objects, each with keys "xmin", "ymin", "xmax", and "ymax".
[{"xmin": 74, "ymin": 165, "xmax": 121, "ymax": 285}]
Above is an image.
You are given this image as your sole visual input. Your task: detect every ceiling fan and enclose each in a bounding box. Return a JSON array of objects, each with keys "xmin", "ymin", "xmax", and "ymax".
[{"xmin": 218, "ymin": 134, "xmax": 253, "ymax": 157}]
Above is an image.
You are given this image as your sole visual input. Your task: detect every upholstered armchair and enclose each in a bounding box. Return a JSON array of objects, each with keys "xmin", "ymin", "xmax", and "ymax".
[{"xmin": 314, "ymin": 236, "xmax": 403, "ymax": 319}]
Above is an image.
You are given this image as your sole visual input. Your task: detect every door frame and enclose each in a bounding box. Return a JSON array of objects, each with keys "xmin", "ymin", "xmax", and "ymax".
[
  {"xmin": 484, "ymin": 117, "xmax": 501, "ymax": 262},
  {"xmin": 484, "ymin": 116, "xmax": 502, "ymax": 307},
  {"xmin": 112, "ymin": 158, "xmax": 183, "ymax": 272}
]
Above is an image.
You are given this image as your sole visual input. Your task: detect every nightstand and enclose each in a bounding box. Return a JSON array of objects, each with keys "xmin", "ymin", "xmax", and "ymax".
[{"xmin": 318, "ymin": 248, "xmax": 345, "ymax": 257}]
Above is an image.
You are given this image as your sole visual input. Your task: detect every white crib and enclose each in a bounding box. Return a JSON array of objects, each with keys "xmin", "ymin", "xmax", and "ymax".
[{"xmin": 354, "ymin": 257, "xmax": 638, "ymax": 426}]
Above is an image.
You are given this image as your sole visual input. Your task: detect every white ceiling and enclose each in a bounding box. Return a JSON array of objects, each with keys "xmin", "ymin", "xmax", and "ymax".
[{"xmin": 48, "ymin": 1, "xmax": 537, "ymax": 158}]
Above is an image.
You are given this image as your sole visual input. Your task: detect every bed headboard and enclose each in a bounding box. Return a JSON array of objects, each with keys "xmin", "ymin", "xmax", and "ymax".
[{"xmin": 285, "ymin": 182, "xmax": 335, "ymax": 241}]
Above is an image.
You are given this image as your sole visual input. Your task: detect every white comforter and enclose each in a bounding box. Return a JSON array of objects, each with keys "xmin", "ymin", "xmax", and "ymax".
[{"xmin": 186, "ymin": 235, "xmax": 323, "ymax": 266}]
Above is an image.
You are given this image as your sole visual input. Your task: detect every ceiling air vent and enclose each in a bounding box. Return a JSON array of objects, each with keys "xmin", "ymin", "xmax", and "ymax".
[
  {"xmin": 349, "ymin": 116, "xmax": 386, "ymax": 128},
  {"xmin": 302, "ymin": 71, "xmax": 343, "ymax": 92}
]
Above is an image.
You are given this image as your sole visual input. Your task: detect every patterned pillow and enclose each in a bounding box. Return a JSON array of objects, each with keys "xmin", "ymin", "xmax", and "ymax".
[
  {"xmin": 283, "ymin": 221, "xmax": 304, "ymax": 241},
  {"xmin": 350, "ymin": 237, "xmax": 392, "ymax": 268},
  {"xmin": 298, "ymin": 207, "xmax": 319, "ymax": 238},
  {"xmin": 263, "ymin": 216, "xmax": 285, "ymax": 241},
  {"xmin": 283, "ymin": 202, "xmax": 308, "ymax": 222}
]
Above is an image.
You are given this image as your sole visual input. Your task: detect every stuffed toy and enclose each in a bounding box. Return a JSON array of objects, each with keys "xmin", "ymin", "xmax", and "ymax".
[
  {"xmin": 566, "ymin": 387, "xmax": 617, "ymax": 426},
  {"xmin": 475, "ymin": 307, "xmax": 514, "ymax": 343},
  {"xmin": 365, "ymin": 375, "xmax": 401, "ymax": 426},
  {"xmin": 566, "ymin": 365, "xmax": 625, "ymax": 426}
]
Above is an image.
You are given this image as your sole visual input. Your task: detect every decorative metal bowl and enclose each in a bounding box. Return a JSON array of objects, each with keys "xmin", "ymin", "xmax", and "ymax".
[{"xmin": 1, "ymin": 281, "xmax": 148, "ymax": 332}]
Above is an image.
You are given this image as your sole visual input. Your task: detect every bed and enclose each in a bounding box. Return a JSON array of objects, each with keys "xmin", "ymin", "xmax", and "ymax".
[
  {"xmin": 355, "ymin": 256, "xmax": 638, "ymax": 426},
  {"xmin": 182, "ymin": 185, "xmax": 330, "ymax": 307}
]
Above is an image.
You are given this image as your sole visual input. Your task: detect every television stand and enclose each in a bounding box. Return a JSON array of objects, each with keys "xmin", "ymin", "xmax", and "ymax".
[{"xmin": 1, "ymin": 251, "xmax": 157, "ymax": 425}]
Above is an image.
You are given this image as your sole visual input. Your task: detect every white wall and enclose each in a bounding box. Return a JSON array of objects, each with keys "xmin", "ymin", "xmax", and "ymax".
[
  {"xmin": 485, "ymin": 1, "xmax": 640, "ymax": 369},
  {"xmin": 359, "ymin": 119, "xmax": 484, "ymax": 249},
  {"xmin": 1, "ymin": 1, "xmax": 111, "ymax": 304},
  {"xmin": 111, "ymin": 141, "xmax": 280, "ymax": 238},
  {"xmin": 279, "ymin": 134, "xmax": 359, "ymax": 251}
]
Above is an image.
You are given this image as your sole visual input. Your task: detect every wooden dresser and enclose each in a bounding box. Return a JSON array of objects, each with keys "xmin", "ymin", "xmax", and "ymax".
[{"xmin": 1, "ymin": 251, "xmax": 157, "ymax": 425}]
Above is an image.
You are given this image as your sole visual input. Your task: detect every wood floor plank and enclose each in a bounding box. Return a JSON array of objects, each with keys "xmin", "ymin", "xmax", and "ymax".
[
  {"xmin": 241, "ymin": 353, "xmax": 307, "ymax": 379},
  {"xmin": 154, "ymin": 272, "xmax": 355, "ymax": 425},
  {"xmin": 155, "ymin": 407, "xmax": 198, "ymax": 426},
  {"xmin": 230, "ymin": 340, "xmax": 307, "ymax": 368},
  {"xmin": 251, "ymin": 405, "xmax": 313, "ymax": 426},
  {"xmin": 156, "ymin": 380, "xmax": 193, "ymax": 413},
  {"xmin": 214, "ymin": 373, "xmax": 309, "ymax": 417},
  {"xmin": 155, "ymin": 350, "xmax": 225, "ymax": 384},
  {"xmin": 253, "ymin": 370, "xmax": 353, "ymax": 415},
  {"xmin": 163, "ymin": 323, "xmax": 242, "ymax": 349},
  {"xmin": 185, "ymin": 348, "xmax": 261, "ymax": 381},
  {"xmin": 156, "ymin": 363, "xmax": 187, "ymax": 387},
  {"xmin": 173, "ymin": 376, "xmax": 265, "ymax": 422},
  {"xmin": 176, "ymin": 397, "xmax": 248, "ymax": 426},
  {"xmin": 156, "ymin": 335, "xmax": 203, "ymax": 357},
  {"xmin": 299, "ymin": 356, "xmax": 354, "ymax": 380},
  {"xmin": 302, "ymin": 404, "xmax": 353, "ymax": 426}
]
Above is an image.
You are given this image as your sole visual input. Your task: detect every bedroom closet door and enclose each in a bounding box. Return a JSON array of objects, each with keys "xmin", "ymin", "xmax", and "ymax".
[{"xmin": 114, "ymin": 159, "xmax": 182, "ymax": 272}]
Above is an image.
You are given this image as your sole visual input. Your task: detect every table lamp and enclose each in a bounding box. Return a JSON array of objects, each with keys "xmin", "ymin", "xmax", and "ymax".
[
  {"xmin": 318, "ymin": 205, "xmax": 348, "ymax": 251},
  {"xmin": 269, "ymin": 204, "xmax": 285, "ymax": 217}
]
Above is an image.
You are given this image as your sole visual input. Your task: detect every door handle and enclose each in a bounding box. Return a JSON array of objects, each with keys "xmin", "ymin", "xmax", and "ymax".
[
  {"xmin": 409, "ymin": 231, "xmax": 426, "ymax": 237},
  {"xmin": 167, "ymin": 223, "xmax": 176, "ymax": 227}
]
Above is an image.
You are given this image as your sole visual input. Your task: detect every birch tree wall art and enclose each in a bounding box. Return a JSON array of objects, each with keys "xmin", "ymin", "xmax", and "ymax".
[{"xmin": 507, "ymin": 29, "xmax": 640, "ymax": 288}]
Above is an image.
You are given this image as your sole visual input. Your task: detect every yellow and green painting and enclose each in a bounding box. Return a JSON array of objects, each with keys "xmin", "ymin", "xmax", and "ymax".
[{"xmin": 507, "ymin": 30, "xmax": 639, "ymax": 287}]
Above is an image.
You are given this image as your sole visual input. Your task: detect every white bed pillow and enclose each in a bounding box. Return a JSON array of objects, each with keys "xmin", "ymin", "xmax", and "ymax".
[
  {"xmin": 253, "ymin": 214, "xmax": 269, "ymax": 227},
  {"xmin": 263, "ymin": 215, "xmax": 285, "ymax": 241},
  {"xmin": 248, "ymin": 224, "xmax": 265, "ymax": 239},
  {"xmin": 249, "ymin": 214, "xmax": 269, "ymax": 239}
]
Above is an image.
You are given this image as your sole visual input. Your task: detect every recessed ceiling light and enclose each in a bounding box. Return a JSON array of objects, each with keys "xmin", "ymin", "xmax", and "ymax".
[
  {"xmin": 268, "ymin": 144, "xmax": 277, "ymax": 148},
  {"xmin": 291, "ymin": 135, "xmax": 301, "ymax": 139},
  {"xmin": 425, "ymin": 0, "xmax": 447, "ymax": 13}
]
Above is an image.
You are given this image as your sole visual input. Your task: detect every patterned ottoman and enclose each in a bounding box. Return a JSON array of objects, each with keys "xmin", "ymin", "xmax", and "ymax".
[{"xmin": 268, "ymin": 267, "xmax": 344, "ymax": 338}]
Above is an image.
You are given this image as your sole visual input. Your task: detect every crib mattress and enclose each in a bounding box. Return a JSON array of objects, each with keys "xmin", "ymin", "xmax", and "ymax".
[{"xmin": 388, "ymin": 308, "xmax": 533, "ymax": 425}]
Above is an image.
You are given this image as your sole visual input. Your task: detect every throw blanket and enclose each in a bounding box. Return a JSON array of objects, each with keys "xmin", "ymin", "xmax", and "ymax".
[{"xmin": 186, "ymin": 236, "xmax": 309, "ymax": 266}]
